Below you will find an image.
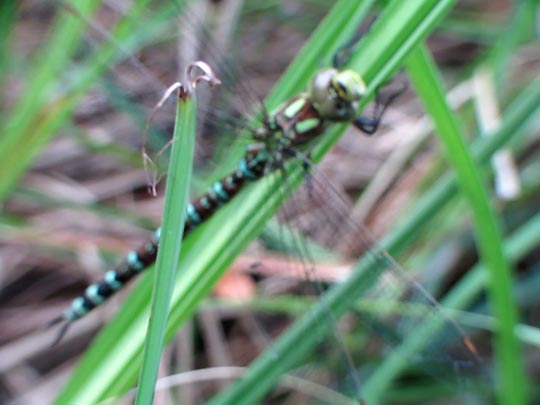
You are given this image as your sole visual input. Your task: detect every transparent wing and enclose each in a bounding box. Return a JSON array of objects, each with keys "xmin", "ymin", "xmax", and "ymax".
[{"xmin": 246, "ymin": 153, "xmax": 491, "ymax": 402}]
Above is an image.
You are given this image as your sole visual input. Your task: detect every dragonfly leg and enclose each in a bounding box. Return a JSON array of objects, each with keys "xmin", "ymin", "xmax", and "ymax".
[
  {"xmin": 272, "ymin": 147, "xmax": 287, "ymax": 175},
  {"xmin": 302, "ymin": 151, "xmax": 313, "ymax": 173},
  {"xmin": 353, "ymin": 81, "xmax": 407, "ymax": 135},
  {"xmin": 281, "ymin": 146, "xmax": 316, "ymax": 194},
  {"xmin": 353, "ymin": 116, "xmax": 381, "ymax": 135}
]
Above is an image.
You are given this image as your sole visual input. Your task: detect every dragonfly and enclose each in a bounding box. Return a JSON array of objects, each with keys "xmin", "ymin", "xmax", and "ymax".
[
  {"xmin": 42, "ymin": 1, "xmax": 487, "ymax": 403},
  {"xmin": 49, "ymin": 21, "xmax": 399, "ymax": 345}
]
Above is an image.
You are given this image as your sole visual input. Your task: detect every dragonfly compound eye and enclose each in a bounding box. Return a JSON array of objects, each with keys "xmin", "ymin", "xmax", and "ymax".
[
  {"xmin": 309, "ymin": 68, "xmax": 364, "ymax": 121},
  {"xmin": 331, "ymin": 70, "xmax": 366, "ymax": 102}
]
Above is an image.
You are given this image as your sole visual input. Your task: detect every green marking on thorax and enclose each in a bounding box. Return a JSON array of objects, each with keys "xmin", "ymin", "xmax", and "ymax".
[
  {"xmin": 283, "ymin": 97, "xmax": 306, "ymax": 119},
  {"xmin": 295, "ymin": 117, "xmax": 320, "ymax": 134}
]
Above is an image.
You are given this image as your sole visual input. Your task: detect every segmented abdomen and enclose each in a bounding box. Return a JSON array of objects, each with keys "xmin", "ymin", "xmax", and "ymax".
[{"xmin": 61, "ymin": 149, "xmax": 268, "ymax": 322}]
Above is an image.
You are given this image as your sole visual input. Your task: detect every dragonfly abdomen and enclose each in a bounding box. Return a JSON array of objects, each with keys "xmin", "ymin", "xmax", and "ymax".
[
  {"xmin": 53, "ymin": 66, "xmax": 375, "ymax": 338},
  {"xmin": 57, "ymin": 147, "xmax": 270, "ymax": 326}
]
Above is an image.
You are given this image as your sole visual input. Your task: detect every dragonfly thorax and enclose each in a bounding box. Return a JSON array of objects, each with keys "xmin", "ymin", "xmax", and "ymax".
[{"xmin": 309, "ymin": 68, "xmax": 366, "ymax": 121}]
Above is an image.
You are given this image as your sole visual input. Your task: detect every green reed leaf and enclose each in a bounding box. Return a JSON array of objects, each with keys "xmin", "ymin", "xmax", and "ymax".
[
  {"xmin": 405, "ymin": 45, "xmax": 527, "ymax": 405},
  {"xmin": 136, "ymin": 84, "xmax": 196, "ymax": 405}
]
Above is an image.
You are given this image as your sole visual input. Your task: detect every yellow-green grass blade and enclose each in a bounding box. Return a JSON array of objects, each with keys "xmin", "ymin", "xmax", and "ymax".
[
  {"xmin": 406, "ymin": 45, "xmax": 527, "ymax": 405},
  {"xmin": 135, "ymin": 86, "xmax": 197, "ymax": 405}
]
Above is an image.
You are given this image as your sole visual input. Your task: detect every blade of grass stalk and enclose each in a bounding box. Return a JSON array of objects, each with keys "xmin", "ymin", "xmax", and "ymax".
[
  {"xmin": 135, "ymin": 85, "xmax": 197, "ymax": 404},
  {"xmin": 54, "ymin": 1, "xmax": 372, "ymax": 403},
  {"xmin": 405, "ymin": 45, "xmax": 527, "ymax": 405}
]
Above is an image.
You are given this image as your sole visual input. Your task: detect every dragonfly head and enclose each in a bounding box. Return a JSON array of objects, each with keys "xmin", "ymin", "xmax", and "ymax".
[{"xmin": 309, "ymin": 68, "xmax": 366, "ymax": 121}]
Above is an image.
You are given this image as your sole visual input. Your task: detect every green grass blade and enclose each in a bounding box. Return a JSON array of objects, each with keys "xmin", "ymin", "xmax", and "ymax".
[
  {"xmin": 405, "ymin": 45, "xmax": 527, "ymax": 405},
  {"xmin": 135, "ymin": 84, "xmax": 197, "ymax": 404}
]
